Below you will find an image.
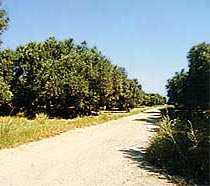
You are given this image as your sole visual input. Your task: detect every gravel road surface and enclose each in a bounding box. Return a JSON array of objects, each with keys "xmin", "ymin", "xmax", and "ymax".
[{"xmin": 0, "ymin": 108, "xmax": 176, "ymax": 186}]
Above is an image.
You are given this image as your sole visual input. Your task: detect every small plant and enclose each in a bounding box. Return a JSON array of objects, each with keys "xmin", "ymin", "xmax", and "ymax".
[{"xmin": 35, "ymin": 113, "xmax": 48, "ymax": 124}]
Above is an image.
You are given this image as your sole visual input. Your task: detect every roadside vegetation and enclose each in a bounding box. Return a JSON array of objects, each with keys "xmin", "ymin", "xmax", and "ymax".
[
  {"xmin": 0, "ymin": 106, "xmax": 155, "ymax": 149},
  {"xmin": 146, "ymin": 43, "xmax": 210, "ymax": 185}
]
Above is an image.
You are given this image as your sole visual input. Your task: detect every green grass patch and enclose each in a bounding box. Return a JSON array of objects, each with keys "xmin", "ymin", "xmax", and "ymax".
[{"xmin": 0, "ymin": 106, "xmax": 154, "ymax": 149}]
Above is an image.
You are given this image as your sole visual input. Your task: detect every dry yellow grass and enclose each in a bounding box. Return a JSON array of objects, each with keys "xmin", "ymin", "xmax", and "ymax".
[{"xmin": 0, "ymin": 106, "xmax": 154, "ymax": 149}]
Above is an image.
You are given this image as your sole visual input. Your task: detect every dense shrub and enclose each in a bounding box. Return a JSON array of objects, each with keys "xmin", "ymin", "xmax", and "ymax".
[{"xmin": 146, "ymin": 113, "xmax": 209, "ymax": 184}]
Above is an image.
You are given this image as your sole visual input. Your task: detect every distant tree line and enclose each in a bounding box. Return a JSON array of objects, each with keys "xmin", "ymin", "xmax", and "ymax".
[{"xmin": 0, "ymin": 38, "xmax": 165, "ymax": 118}]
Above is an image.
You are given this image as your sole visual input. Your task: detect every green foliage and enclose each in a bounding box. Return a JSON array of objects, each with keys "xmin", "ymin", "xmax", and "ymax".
[
  {"xmin": 185, "ymin": 43, "xmax": 210, "ymax": 108},
  {"xmin": 0, "ymin": 2, "xmax": 163, "ymax": 117},
  {"xmin": 0, "ymin": 37, "xmax": 164, "ymax": 118},
  {"xmin": 0, "ymin": 76, "xmax": 12, "ymax": 102},
  {"xmin": 0, "ymin": 5, "xmax": 12, "ymax": 104},
  {"xmin": 167, "ymin": 43, "xmax": 210, "ymax": 109},
  {"xmin": 0, "ymin": 1, "xmax": 163, "ymax": 117},
  {"xmin": 166, "ymin": 69, "xmax": 188, "ymax": 106},
  {"xmin": 142, "ymin": 93, "xmax": 166, "ymax": 106},
  {"xmin": 12, "ymin": 39, "xmax": 90, "ymax": 117},
  {"xmin": 188, "ymin": 43, "xmax": 210, "ymax": 75},
  {"xmin": 146, "ymin": 117, "xmax": 178, "ymax": 167},
  {"xmin": 0, "ymin": 4, "xmax": 9, "ymax": 44}
]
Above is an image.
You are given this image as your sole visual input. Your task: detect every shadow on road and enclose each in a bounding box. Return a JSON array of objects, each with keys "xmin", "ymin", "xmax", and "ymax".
[
  {"xmin": 133, "ymin": 110, "xmax": 162, "ymax": 132},
  {"xmin": 119, "ymin": 147, "xmax": 175, "ymax": 184},
  {"xmin": 133, "ymin": 112, "xmax": 162, "ymax": 124},
  {"xmin": 143, "ymin": 111, "xmax": 160, "ymax": 114},
  {"xmin": 122, "ymin": 110, "xmax": 176, "ymax": 184},
  {"xmin": 133, "ymin": 117, "xmax": 161, "ymax": 124}
]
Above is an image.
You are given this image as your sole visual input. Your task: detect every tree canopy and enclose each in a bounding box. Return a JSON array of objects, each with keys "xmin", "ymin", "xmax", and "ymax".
[
  {"xmin": 0, "ymin": 5, "xmax": 165, "ymax": 118},
  {"xmin": 166, "ymin": 42, "xmax": 210, "ymax": 109},
  {"xmin": 0, "ymin": 37, "xmax": 165, "ymax": 118}
]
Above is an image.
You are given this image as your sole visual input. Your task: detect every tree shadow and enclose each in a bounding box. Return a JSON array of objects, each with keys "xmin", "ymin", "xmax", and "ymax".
[
  {"xmin": 119, "ymin": 147, "xmax": 176, "ymax": 184},
  {"xmin": 133, "ymin": 116, "xmax": 161, "ymax": 124},
  {"xmin": 143, "ymin": 111, "xmax": 160, "ymax": 114},
  {"xmin": 134, "ymin": 107, "xmax": 161, "ymax": 122}
]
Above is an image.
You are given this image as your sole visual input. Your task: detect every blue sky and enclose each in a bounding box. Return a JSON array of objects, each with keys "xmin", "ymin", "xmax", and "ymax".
[{"xmin": 1, "ymin": 0, "xmax": 210, "ymax": 95}]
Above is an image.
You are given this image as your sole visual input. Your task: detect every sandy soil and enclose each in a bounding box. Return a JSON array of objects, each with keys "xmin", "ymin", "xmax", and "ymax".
[{"xmin": 0, "ymin": 108, "xmax": 176, "ymax": 186}]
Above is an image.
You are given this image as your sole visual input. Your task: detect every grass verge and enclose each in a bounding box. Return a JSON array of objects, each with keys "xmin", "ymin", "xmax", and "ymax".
[{"xmin": 0, "ymin": 106, "xmax": 155, "ymax": 150}]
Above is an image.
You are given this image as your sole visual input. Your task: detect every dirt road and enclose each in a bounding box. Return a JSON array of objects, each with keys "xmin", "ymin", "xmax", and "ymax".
[{"xmin": 0, "ymin": 108, "xmax": 175, "ymax": 186}]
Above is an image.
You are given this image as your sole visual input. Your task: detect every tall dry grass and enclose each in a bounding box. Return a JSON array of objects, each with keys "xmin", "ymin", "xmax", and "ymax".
[{"xmin": 0, "ymin": 106, "xmax": 153, "ymax": 149}]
